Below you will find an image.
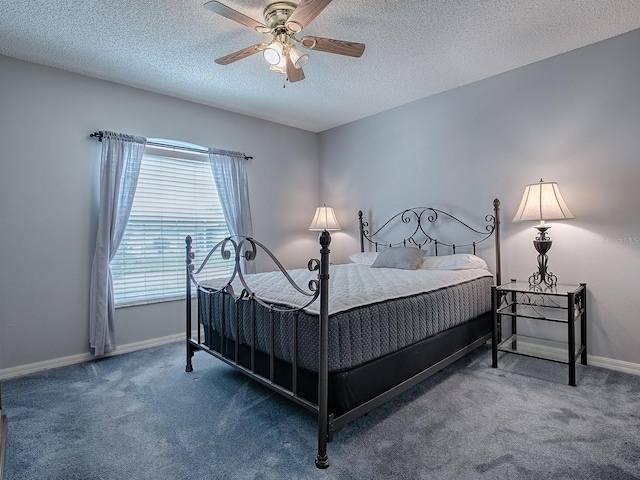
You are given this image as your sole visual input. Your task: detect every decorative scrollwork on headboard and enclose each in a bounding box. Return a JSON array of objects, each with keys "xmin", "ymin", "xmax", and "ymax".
[{"xmin": 359, "ymin": 199, "xmax": 500, "ymax": 258}]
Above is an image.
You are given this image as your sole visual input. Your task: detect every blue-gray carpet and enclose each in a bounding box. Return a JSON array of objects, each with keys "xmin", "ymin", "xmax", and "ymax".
[{"xmin": 2, "ymin": 342, "xmax": 640, "ymax": 479}]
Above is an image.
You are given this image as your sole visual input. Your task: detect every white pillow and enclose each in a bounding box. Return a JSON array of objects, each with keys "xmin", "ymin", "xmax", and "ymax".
[
  {"xmin": 348, "ymin": 251, "xmax": 379, "ymax": 266},
  {"xmin": 420, "ymin": 253, "xmax": 488, "ymax": 271},
  {"xmin": 420, "ymin": 256, "xmax": 445, "ymax": 269}
]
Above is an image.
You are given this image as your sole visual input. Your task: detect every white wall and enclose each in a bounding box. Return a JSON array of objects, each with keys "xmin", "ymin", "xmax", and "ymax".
[
  {"xmin": 318, "ymin": 29, "xmax": 640, "ymax": 365},
  {"xmin": 0, "ymin": 55, "xmax": 319, "ymax": 371}
]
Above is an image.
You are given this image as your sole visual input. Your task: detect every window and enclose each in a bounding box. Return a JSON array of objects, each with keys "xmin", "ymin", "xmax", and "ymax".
[{"xmin": 111, "ymin": 142, "xmax": 233, "ymax": 305}]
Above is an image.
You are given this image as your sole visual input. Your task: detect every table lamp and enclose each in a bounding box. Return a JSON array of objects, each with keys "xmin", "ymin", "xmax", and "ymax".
[
  {"xmin": 512, "ymin": 179, "xmax": 574, "ymax": 287},
  {"xmin": 309, "ymin": 205, "xmax": 341, "ymax": 232}
]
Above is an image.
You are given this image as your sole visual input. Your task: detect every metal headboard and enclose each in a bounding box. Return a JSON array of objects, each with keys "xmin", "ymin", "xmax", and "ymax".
[{"xmin": 359, "ymin": 199, "xmax": 501, "ymax": 285}]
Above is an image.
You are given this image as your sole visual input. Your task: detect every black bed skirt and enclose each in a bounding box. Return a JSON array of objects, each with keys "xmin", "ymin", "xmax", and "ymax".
[{"xmin": 205, "ymin": 312, "xmax": 491, "ymax": 418}]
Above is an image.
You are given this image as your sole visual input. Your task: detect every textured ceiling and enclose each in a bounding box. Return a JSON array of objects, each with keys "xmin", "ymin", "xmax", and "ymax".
[{"xmin": 2, "ymin": 1, "xmax": 640, "ymax": 132}]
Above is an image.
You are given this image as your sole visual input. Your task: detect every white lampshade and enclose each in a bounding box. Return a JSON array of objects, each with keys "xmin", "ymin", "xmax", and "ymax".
[
  {"xmin": 289, "ymin": 45, "xmax": 309, "ymax": 69},
  {"xmin": 263, "ymin": 40, "xmax": 284, "ymax": 65},
  {"xmin": 309, "ymin": 206, "xmax": 341, "ymax": 231},
  {"xmin": 512, "ymin": 179, "xmax": 574, "ymax": 224}
]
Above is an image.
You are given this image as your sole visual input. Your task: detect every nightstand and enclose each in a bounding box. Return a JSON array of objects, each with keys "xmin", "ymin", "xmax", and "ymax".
[{"xmin": 492, "ymin": 279, "xmax": 587, "ymax": 386}]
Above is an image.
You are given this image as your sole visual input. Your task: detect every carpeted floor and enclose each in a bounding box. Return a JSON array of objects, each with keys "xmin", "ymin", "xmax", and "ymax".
[{"xmin": 2, "ymin": 342, "xmax": 639, "ymax": 479}]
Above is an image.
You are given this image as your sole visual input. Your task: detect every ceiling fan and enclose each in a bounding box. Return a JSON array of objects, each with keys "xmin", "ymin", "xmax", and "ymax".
[{"xmin": 204, "ymin": 0, "xmax": 366, "ymax": 83}]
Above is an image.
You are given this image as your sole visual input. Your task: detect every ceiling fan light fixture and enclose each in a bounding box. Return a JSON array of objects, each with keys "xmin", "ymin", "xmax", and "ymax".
[
  {"xmin": 269, "ymin": 49, "xmax": 288, "ymax": 74},
  {"xmin": 269, "ymin": 64, "xmax": 287, "ymax": 74},
  {"xmin": 263, "ymin": 40, "xmax": 284, "ymax": 65},
  {"xmin": 289, "ymin": 45, "xmax": 309, "ymax": 69}
]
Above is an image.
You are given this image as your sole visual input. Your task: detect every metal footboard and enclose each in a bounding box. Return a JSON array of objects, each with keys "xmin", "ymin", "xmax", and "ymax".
[{"xmin": 185, "ymin": 232, "xmax": 332, "ymax": 468}]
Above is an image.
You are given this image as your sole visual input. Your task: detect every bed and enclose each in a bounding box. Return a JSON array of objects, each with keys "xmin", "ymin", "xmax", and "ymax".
[{"xmin": 185, "ymin": 199, "xmax": 502, "ymax": 468}]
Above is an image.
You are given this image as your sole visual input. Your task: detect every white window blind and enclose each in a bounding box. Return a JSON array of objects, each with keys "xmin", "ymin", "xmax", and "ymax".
[{"xmin": 111, "ymin": 147, "xmax": 233, "ymax": 305}]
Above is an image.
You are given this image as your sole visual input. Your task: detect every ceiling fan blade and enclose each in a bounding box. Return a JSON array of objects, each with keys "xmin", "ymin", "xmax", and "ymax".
[
  {"xmin": 286, "ymin": 56, "xmax": 305, "ymax": 83},
  {"xmin": 204, "ymin": 1, "xmax": 268, "ymax": 31},
  {"xmin": 300, "ymin": 36, "xmax": 365, "ymax": 57},
  {"xmin": 215, "ymin": 44, "xmax": 267, "ymax": 65},
  {"xmin": 285, "ymin": 0, "xmax": 332, "ymax": 31}
]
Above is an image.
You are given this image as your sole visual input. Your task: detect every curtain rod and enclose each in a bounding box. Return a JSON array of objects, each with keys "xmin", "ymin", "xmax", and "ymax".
[{"xmin": 90, "ymin": 131, "xmax": 253, "ymax": 160}]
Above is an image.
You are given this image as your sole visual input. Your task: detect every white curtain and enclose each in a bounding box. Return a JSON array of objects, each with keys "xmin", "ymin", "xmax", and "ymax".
[
  {"xmin": 89, "ymin": 132, "xmax": 147, "ymax": 355},
  {"xmin": 208, "ymin": 149, "xmax": 255, "ymax": 274}
]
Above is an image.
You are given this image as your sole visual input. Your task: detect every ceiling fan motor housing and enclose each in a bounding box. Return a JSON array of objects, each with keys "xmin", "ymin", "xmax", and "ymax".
[{"xmin": 263, "ymin": 2, "xmax": 298, "ymax": 31}]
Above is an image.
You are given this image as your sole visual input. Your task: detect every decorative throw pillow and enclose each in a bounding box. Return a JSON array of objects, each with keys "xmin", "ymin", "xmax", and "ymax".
[{"xmin": 370, "ymin": 247, "xmax": 425, "ymax": 270}]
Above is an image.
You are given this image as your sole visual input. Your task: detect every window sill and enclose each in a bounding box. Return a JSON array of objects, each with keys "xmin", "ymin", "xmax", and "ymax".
[{"xmin": 115, "ymin": 294, "xmax": 195, "ymax": 309}]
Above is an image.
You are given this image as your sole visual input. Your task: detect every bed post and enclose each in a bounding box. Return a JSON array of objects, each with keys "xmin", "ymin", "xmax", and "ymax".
[
  {"xmin": 185, "ymin": 235, "xmax": 194, "ymax": 373},
  {"xmin": 316, "ymin": 230, "xmax": 331, "ymax": 469},
  {"xmin": 493, "ymin": 199, "xmax": 502, "ymax": 286},
  {"xmin": 358, "ymin": 210, "xmax": 365, "ymax": 252}
]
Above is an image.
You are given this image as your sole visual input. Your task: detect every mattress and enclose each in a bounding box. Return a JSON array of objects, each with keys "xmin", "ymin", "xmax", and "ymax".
[{"xmin": 197, "ymin": 264, "xmax": 493, "ymax": 373}]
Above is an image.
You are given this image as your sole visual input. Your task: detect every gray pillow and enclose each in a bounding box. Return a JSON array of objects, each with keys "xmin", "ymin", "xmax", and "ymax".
[{"xmin": 370, "ymin": 247, "xmax": 425, "ymax": 270}]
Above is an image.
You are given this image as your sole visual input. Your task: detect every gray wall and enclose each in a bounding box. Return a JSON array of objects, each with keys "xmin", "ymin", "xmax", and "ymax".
[
  {"xmin": 0, "ymin": 55, "xmax": 319, "ymax": 370},
  {"xmin": 2, "ymin": 28, "xmax": 640, "ymax": 373},
  {"xmin": 318, "ymin": 29, "xmax": 640, "ymax": 365}
]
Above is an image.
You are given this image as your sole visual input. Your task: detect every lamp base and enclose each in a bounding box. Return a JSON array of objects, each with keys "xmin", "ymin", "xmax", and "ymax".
[{"xmin": 528, "ymin": 227, "xmax": 558, "ymax": 288}]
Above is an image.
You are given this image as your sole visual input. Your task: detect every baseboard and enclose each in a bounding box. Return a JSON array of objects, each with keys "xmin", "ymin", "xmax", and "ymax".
[
  {"xmin": 495, "ymin": 338, "xmax": 640, "ymax": 377},
  {"xmin": 2, "ymin": 334, "xmax": 639, "ymax": 380},
  {"xmin": 520, "ymin": 348, "xmax": 640, "ymax": 376},
  {"xmin": 0, "ymin": 332, "xmax": 197, "ymax": 381},
  {"xmin": 587, "ymin": 354, "xmax": 640, "ymax": 376}
]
